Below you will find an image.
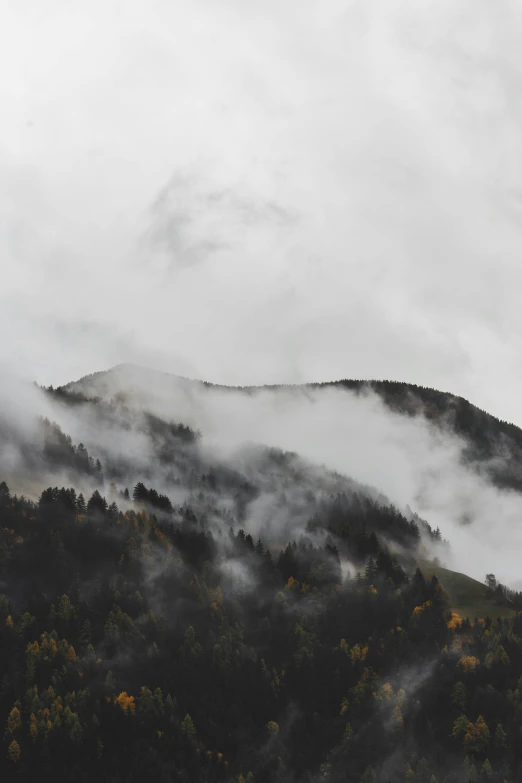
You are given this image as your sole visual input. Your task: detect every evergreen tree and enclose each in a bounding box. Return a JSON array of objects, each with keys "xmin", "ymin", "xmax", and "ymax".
[
  {"xmin": 76, "ymin": 493, "xmax": 86, "ymax": 514},
  {"xmin": 133, "ymin": 482, "xmax": 148, "ymax": 503},
  {"xmin": 86, "ymin": 490, "xmax": 108, "ymax": 517}
]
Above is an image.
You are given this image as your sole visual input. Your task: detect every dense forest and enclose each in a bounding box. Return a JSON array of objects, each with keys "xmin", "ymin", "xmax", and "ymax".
[
  {"xmin": 0, "ymin": 469, "xmax": 520, "ymax": 782},
  {"xmin": 2, "ymin": 370, "xmax": 522, "ymax": 780}
]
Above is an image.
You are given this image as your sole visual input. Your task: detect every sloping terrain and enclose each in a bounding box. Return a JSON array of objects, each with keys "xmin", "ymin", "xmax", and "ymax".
[
  {"xmin": 63, "ymin": 364, "xmax": 522, "ymax": 493},
  {"xmin": 420, "ymin": 559, "xmax": 516, "ymax": 621},
  {"xmin": 0, "ymin": 366, "xmax": 521, "ymax": 780}
]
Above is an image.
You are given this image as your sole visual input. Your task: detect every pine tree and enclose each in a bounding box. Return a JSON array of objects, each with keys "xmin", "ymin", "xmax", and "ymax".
[
  {"xmin": 87, "ymin": 490, "xmax": 108, "ymax": 517},
  {"xmin": 133, "ymin": 482, "xmax": 148, "ymax": 503},
  {"xmin": 494, "ymin": 722, "xmax": 507, "ymax": 750},
  {"xmin": 107, "ymin": 502, "xmax": 119, "ymax": 523},
  {"xmin": 0, "ymin": 481, "xmax": 11, "ymax": 506},
  {"xmin": 452, "ymin": 682, "xmax": 467, "ymax": 711},
  {"xmin": 181, "ymin": 713, "xmax": 196, "ymax": 739},
  {"xmin": 80, "ymin": 620, "xmax": 92, "ymax": 647},
  {"xmin": 76, "ymin": 493, "xmax": 86, "ymax": 514},
  {"xmin": 365, "ymin": 556, "xmax": 377, "ymax": 584}
]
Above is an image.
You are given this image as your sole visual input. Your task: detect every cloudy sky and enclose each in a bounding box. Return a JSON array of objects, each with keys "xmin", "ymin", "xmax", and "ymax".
[{"xmin": 2, "ymin": 0, "xmax": 522, "ymax": 422}]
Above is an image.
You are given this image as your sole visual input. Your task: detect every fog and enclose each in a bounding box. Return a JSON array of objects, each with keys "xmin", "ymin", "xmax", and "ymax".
[
  {"xmin": 3, "ymin": 0, "xmax": 522, "ymax": 590},
  {"xmin": 3, "ymin": 1, "xmax": 522, "ymax": 427},
  {"xmin": 3, "ymin": 4, "xmax": 522, "ymax": 778},
  {"xmin": 2, "ymin": 362, "xmax": 521, "ymax": 589}
]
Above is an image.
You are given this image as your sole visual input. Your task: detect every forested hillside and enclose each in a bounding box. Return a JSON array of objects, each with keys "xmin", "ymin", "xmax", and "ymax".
[
  {"xmin": 64, "ymin": 366, "xmax": 522, "ymax": 494},
  {"xmin": 319, "ymin": 380, "xmax": 522, "ymax": 494},
  {"xmin": 1, "ymin": 476, "xmax": 521, "ymax": 783},
  {"xmin": 0, "ymin": 369, "xmax": 521, "ymax": 780}
]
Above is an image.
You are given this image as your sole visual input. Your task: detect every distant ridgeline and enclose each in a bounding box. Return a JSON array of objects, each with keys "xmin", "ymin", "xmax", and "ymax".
[
  {"xmin": 43, "ymin": 385, "xmax": 199, "ymax": 447},
  {"xmin": 322, "ymin": 379, "xmax": 522, "ymax": 493},
  {"xmin": 202, "ymin": 376, "xmax": 522, "ymax": 494},
  {"xmin": 317, "ymin": 380, "xmax": 522, "ymax": 492},
  {"xmin": 45, "ymin": 370, "xmax": 522, "ymax": 493}
]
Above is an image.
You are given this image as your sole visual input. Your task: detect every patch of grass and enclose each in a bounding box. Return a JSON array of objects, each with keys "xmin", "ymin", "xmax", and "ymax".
[{"xmin": 419, "ymin": 560, "xmax": 516, "ymax": 622}]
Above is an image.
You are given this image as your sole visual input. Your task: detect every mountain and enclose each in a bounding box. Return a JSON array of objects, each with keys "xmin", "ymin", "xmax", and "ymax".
[
  {"xmin": 1, "ymin": 364, "xmax": 522, "ymax": 781},
  {"xmin": 63, "ymin": 363, "xmax": 522, "ymax": 493}
]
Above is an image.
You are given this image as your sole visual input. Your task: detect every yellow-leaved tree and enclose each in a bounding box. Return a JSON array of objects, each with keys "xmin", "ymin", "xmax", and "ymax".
[
  {"xmin": 114, "ymin": 691, "xmax": 136, "ymax": 714},
  {"xmin": 7, "ymin": 706, "xmax": 21, "ymax": 734},
  {"xmin": 463, "ymin": 715, "xmax": 490, "ymax": 754},
  {"xmin": 457, "ymin": 656, "xmax": 480, "ymax": 674},
  {"xmin": 7, "ymin": 740, "xmax": 21, "ymax": 764}
]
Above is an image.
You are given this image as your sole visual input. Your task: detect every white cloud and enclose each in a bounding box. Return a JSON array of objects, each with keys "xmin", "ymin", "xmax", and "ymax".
[{"xmin": 2, "ymin": 0, "xmax": 522, "ymax": 425}]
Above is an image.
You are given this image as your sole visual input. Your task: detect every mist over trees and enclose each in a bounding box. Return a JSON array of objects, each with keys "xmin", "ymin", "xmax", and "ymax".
[
  {"xmin": 0, "ymin": 473, "xmax": 521, "ymax": 782},
  {"xmin": 2, "ymin": 371, "xmax": 522, "ymax": 780}
]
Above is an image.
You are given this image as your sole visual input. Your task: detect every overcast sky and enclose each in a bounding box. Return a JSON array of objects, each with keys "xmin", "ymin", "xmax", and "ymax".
[{"xmin": 2, "ymin": 0, "xmax": 522, "ymax": 422}]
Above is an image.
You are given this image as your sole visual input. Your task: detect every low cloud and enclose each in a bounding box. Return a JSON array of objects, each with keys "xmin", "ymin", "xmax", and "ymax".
[{"xmin": 54, "ymin": 364, "xmax": 522, "ymax": 587}]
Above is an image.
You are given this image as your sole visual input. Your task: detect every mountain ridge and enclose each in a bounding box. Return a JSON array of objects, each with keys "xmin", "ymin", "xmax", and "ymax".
[
  {"xmin": 60, "ymin": 364, "xmax": 522, "ymax": 494},
  {"xmin": 2, "ymin": 365, "xmax": 522, "ymax": 780},
  {"xmin": 64, "ymin": 363, "xmax": 517, "ymax": 432}
]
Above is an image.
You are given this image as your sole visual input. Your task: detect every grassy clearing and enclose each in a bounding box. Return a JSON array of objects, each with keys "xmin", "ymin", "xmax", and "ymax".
[{"xmin": 419, "ymin": 559, "xmax": 517, "ymax": 622}]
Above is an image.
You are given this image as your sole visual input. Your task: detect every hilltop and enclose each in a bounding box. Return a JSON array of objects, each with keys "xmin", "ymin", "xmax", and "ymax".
[{"xmin": 61, "ymin": 364, "xmax": 522, "ymax": 493}]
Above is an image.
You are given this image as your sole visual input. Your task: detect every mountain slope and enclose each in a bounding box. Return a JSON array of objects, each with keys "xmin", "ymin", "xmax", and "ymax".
[
  {"xmin": 420, "ymin": 559, "xmax": 516, "ymax": 621},
  {"xmin": 0, "ymin": 365, "xmax": 521, "ymax": 780},
  {"xmin": 62, "ymin": 364, "xmax": 522, "ymax": 493}
]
